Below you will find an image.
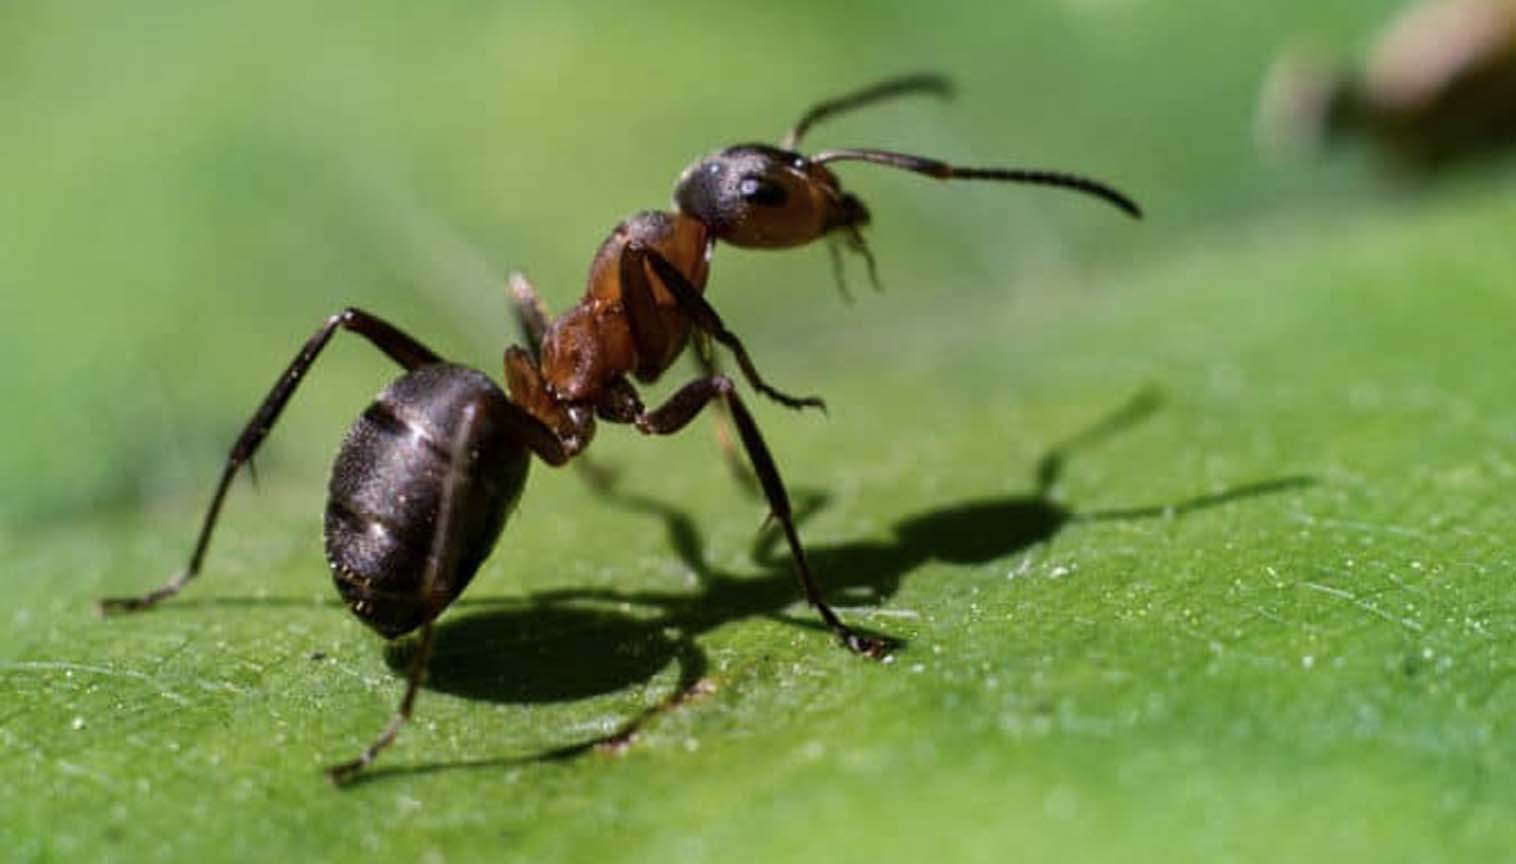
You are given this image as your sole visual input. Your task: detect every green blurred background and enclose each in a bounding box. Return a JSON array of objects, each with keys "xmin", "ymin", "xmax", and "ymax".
[{"xmin": 4, "ymin": 1, "xmax": 1515, "ymax": 861}]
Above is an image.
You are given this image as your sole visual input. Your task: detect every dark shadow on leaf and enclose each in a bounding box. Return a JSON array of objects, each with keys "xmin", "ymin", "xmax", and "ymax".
[
  {"xmin": 402, "ymin": 387, "xmax": 1314, "ymax": 712},
  {"xmin": 339, "ymin": 736, "xmax": 623, "ymax": 788},
  {"xmin": 1078, "ymin": 477, "xmax": 1317, "ymax": 522},
  {"xmin": 386, "ymin": 606, "xmax": 700, "ymax": 704},
  {"xmin": 206, "ymin": 386, "xmax": 1315, "ymax": 785},
  {"xmin": 891, "ymin": 497, "xmax": 1068, "ymax": 566},
  {"xmin": 366, "ymin": 602, "xmax": 711, "ymax": 785}
]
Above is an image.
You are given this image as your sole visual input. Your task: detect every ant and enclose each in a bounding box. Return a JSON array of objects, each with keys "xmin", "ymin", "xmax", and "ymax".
[{"xmin": 98, "ymin": 73, "xmax": 1141, "ymax": 785}]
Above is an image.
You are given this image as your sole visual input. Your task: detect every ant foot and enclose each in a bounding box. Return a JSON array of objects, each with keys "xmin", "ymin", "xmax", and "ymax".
[
  {"xmin": 97, "ymin": 594, "xmax": 155, "ymax": 616},
  {"xmin": 324, "ymin": 757, "xmax": 369, "ymax": 787},
  {"xmin": 759, "ymin": 385, "xmax": 828, "ymax": 414},
  {"xmin": 97, "ymin": 570, "xmax": 189, "ymax": 616},
  {"xmin": 840, "ymin": 630, "xmax": 894, "ymax": 660}
]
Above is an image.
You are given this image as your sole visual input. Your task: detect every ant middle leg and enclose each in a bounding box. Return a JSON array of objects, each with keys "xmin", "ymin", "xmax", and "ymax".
[
  {"xmin": 99, "ymin": 308, "xmax": 444, "ymax": 614},
  {"xmin": 599, "ymin": 376, "xmax": 892, "ymax": 659}
]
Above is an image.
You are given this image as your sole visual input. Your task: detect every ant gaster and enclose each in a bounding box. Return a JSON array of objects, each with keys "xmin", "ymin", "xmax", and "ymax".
[{"xmin": 98, "ymin": 73, "xmax": 1141, "ymax": 785}]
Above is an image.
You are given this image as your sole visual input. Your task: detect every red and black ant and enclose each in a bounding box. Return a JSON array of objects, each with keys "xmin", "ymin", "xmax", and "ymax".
[{"xmin": 98, "ymin": 74, "xmax": 1140, "ymax": 784}]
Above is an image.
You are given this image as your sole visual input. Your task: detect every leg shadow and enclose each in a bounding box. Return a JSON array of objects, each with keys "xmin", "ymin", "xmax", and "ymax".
[{"xmin": 362, "ymin": 387, "xmax": 1316, "ymax": 783}]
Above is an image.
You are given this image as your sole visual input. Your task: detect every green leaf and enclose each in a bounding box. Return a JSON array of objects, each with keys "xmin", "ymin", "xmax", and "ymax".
[{"xmin": 4, "ymin": 2, "xmax": 1515, "ymax": 862}]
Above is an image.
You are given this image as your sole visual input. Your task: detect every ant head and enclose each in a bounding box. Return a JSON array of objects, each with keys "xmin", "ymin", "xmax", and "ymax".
[{"xmin": 673, "ymin": 144, "xmax": 867, "ymax": 249}]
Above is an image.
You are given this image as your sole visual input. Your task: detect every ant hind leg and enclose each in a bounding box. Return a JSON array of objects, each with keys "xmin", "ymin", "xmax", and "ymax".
[{"xmin": 98, "ymin": 308, "xmax": 444, "ymax": 615}]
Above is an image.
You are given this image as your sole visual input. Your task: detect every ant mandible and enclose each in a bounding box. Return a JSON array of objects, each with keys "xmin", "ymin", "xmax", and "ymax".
[{"xmin": 98, "ymin": 73, "xmax": 1141, "ymax": 785}]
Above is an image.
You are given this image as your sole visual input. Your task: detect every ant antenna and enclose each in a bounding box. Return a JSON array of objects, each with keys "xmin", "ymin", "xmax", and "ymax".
[
  {"xmin": 811, "ymin": 147, "xmax": 1143, "ymax": 219},
  {"xmin": 782, "ymin": 73, "xmax": 955, "ymax": 150}
]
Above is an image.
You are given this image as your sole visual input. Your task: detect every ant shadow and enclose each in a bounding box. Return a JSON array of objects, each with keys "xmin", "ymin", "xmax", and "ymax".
[{"xmin": 359, "ymin": 388, "xmax": 1314, "ymax": 783}]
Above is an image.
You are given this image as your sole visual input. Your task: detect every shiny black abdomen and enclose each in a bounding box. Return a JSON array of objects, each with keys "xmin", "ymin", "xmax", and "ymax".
[{"xmin": 323, "ymin": 364, "xmax": 530, "ymax": 638}]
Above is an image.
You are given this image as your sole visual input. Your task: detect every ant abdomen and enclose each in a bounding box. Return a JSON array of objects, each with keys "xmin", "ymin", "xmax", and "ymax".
[{"xmin": 325, "ymin": 364, "xmax": 530, "ymax": 638}]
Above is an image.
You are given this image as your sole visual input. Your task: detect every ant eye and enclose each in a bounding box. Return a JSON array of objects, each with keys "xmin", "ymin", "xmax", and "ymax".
[{"xmin": 738, "ymin": 176, "xmax": 788, "ymax": 207}]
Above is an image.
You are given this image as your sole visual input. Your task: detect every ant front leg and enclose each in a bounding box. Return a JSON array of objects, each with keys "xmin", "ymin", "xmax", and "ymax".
[
  {"xmin": 599, "ymin": 376, "xmax": 891, "ymax": 659},
  {"xmin": 621, "ymin": 242, "xmax": 827, "ymax": 414},
  {"xmin": 99, "ymin": 308, "xmax": 444, "ymax": 614}
]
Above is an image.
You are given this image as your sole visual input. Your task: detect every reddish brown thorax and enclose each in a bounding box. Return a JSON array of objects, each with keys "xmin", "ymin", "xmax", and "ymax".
[{"xmin": 533, "ymin": 211, "xmax": 710, "ymax": 405}]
